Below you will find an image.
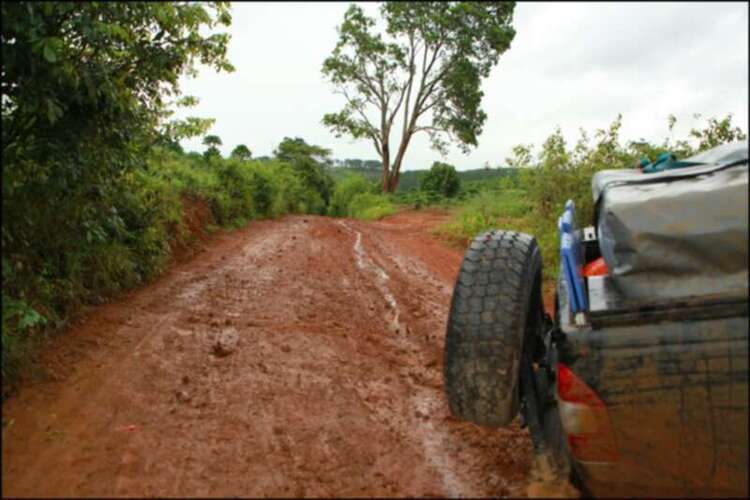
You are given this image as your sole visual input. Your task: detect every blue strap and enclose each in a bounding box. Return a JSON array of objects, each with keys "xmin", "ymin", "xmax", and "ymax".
[{"xmin": 558, "ymin": 200, "xmax": 588, "ymax": 313}]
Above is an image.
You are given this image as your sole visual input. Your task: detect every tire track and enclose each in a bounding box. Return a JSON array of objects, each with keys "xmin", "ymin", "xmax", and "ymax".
[
  {"xmin": 2, "ymin": 213, "xmax": 533, "ymax": 498},
  {"xmin": 338, "ymin": 219, "xmax": 469, "ymax": 498}
]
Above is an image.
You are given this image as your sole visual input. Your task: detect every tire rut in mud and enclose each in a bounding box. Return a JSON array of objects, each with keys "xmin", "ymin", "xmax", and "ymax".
[{"xmin": 2, "ymin": 213, "xmax": 535, "ymax": 498}]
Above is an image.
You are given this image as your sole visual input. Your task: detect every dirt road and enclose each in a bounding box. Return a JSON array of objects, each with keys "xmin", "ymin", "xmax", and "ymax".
[{"xmin": 2, "ymin": 210, "xmax": 534, "ymax": 497}]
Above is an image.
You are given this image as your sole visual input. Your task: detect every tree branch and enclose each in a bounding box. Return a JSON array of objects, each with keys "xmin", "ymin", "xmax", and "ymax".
[
  {"xmin": 354, "ymin": 58, "xmax": 383, "ymax": 104},
  {"xmin": 415, "ymin": 63, "xmax": 449, "ymax": 112},
  {"xmin": 413, "ymin": 125, "xmax": 449, "ymax": 134},
  {"xmin": 396, "ymin": 31, "xmax": 416, "ymax": 139},
  {"xmin": 415, "ymin": 95, "xmax": 440, "ymax": 118},
  {"xmin": 337, "ymin": 87, "xmax": 380, "ymax": 145}
]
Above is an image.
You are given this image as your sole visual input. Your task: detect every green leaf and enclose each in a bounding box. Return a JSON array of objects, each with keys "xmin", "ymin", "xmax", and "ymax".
[
  {"xmin": 45, "ymin": 99, "xmax": 62, "ymax": 124},
  {"xmin": 18, "ymin": 308, "xmax": 46, "ymax": 330},
  {"xmin": 42, "ymin": 41, "xmax": 57, "ymax": 62}
]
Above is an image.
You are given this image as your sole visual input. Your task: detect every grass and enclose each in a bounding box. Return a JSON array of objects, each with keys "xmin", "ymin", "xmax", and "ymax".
[
  {"xmin": 348, "ymin": 192, "xmax": 397, "ymax": 220},
  {"xmin": 433, "ymin": 187, "xmax": 561, "ymax": 283}
]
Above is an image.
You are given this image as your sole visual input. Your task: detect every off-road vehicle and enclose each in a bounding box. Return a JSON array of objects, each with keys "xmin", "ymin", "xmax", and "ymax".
[{"xmin": 443, "ymin": 141, "xmax": 748, "ymax": 497}]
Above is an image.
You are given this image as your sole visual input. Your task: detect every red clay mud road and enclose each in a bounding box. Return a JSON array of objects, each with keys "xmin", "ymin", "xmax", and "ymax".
[{"xmin": 2, "ymin": 210, "xmax": 538, "ymax": 498}]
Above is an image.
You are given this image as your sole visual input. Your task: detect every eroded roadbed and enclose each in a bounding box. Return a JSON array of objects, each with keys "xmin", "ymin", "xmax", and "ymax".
[{"xmin": 2, "ymin": 211, "xmax": 532, "ymax": 498}]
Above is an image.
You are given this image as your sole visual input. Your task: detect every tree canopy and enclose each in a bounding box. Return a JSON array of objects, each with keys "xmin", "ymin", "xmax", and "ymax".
[
  {"xmin": 203, "ymin": 135, "xmax": 223, "ymax": 147},
  {"xmin": 2, "ymin": 2, "xmax": 234, "ymax": 220},
  {"xmin": 420, "ymin": 161, "xmax": 461, "ymax": 198},
  {"xmin": 203, "ymin": 134, "xmax": 223, "ymax": 159},
  {"xmin": 274, "ymin": 137, "xmax": 335, "ymax": 213},
  {"xmin": 2, "ymin": 2, "xmax": 233, "ymax": 169},
  {"xmin": 230, "ymin": 144, "xmax": 253, "ymax": 161},
  {"xmin": 322, "ymin": 2, "xmax": 516, "ymax": 192},
  {"xmin": 275, "ymin": 137, "xmax": 332, "ymax": 166}
]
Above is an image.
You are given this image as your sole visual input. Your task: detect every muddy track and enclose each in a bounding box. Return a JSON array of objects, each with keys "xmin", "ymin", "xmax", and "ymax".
[{"xmin": 2, "ymin": 210, "xmax": 534, "ymax": 498}]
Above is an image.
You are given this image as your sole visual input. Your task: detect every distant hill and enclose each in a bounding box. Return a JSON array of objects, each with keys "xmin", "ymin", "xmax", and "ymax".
[{"xmin": 326, "ymin": 165, "xmax": 518, "ymax": 192}]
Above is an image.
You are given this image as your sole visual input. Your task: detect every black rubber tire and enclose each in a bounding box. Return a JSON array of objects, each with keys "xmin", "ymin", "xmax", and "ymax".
[{"xmin": 443, "ymin": 229, "xmax": 542, "ymax": 427}]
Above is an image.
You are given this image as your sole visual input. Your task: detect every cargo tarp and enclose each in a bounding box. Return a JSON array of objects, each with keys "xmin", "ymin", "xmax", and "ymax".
[{"xmin": 592, "ymin": 141, "xmax": 749, "ymax": 302}]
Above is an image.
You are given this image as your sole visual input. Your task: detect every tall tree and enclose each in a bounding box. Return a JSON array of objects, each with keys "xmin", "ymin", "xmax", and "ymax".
[
  {"xmin": 322, "ymin": 2, "xmax": 516, "ymax": 192},
  {"xmin": 274, "ymin": 137, "xmax": 335, "ymax": 211},
  {"xmin": 230, "ymin": 144, "xmax": 253, "ymax": 160},
  {"xmin": 275, "ymin": 137, "xmax": 332, "ymax": 166},
  {"xmin": 203, "ymin": 134, "xmax": 223, "ymax": 159}
]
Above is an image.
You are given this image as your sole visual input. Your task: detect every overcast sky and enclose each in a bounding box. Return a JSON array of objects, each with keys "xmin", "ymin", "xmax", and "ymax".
[{"xmin": 174, "ymin": 1, "xmax": 749, "ymax": 171}]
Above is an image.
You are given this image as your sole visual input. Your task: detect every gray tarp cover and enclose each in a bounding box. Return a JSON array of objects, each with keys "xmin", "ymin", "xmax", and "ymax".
[{"xmin": 592, "ymin": 141, "xmax": 749, "ymax": 302}]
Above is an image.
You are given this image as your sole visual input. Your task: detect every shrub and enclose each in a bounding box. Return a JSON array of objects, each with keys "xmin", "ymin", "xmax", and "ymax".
[
  {"xmin": 274, "ymin": 137, "xmax": 336, "ymax": 213},
  {"xmin": 0, "ymin": 146, "xmax": 341, "ymax": 394},
  {"xmin": 348, "ymin": 192, "xmax": 397, "ymax": 220},
  {"xmin": 420, "ymin": 161, "xmax": 461, "ymax": 198},
  {"xmin": 264, "ymin": 163, "xmax": 326, "ymax": 216},
  {"xmin": 435, "ymin": 189, "xmax": 531, "ymax": 243},
  {"xmin": 329, "ymin": 174, "xmax": 378, "ymax": 216}
]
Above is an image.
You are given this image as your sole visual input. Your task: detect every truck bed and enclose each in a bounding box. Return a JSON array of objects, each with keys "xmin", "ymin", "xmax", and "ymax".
[{"xmin": 556, "ymin": 278, "xmax": 749, "ymax": 497}]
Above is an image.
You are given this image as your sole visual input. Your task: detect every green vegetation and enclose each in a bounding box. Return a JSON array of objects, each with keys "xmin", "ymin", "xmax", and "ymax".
[
  {"xmin": 348, "ymin": 193, "xmax": 398, "ymax": 220},
  {"xmin": 328, "ymin": 173, "xmax": 396, "ymax": 220},
  {"xmin": 273, "ymin": 137, "xmax": 336, "ymax": 213},
  {"xmin": 419, "ymin": 162, "xmax": 461, "ymax": 198},
  {"xmin": 230, "ymin": 144, "xmax": 253, "ymax": 161},
  {"xmin": 2, "ymin": 1, "xmax": 746, "ymax": 401},
  {"xmin": 329, "ymin": 174, "xmax": 378, "ymax": 216},
  {"xmin": 0, "ymin": 2, "xmax": 341, "ymax": 394},
  {"xmin": 203, "ymin": 134, "xmax": 224, "ymax": 159},
  {"xmin": 326, "ymin": 163, "xmax": 515, "ymax": 192},
  {"xmin": 2, "ymin": 1, "xmax": 237, "ymax": 393},
  {"xmin": 435, "ymin": 113, "xmax": 747, "ymax": 282},
  {"xmin": 322, "ymin": 2, "xmax": 517, "ymax": 192}
]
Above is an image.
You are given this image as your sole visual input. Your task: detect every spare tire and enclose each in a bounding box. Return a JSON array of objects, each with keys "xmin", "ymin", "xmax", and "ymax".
[{"xmin": 444, "ymin": 230, "xmax": 543, "ymax": 427}]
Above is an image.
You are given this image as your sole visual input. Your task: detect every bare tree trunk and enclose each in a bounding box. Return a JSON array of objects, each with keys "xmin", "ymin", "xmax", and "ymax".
[
  {"xmin": 380, "ymin": 142, "xmax": 391, "ymax": 192},
  {"xmin": 382, "ymin": 171, "xmax": 398, "ymax": 193},
  {"xmin": 384, "ymin": 129, "xmax": 413, "ymax": 193}
]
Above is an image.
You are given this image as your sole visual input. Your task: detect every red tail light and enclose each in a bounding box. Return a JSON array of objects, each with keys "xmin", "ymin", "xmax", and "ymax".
[
  {"xmin": 557, "ymin": 363, "xmax": 619, "ymax": 463},
  {"xmin": 583, "ymin": 257, "xmax": 608, "ymax": 277}
]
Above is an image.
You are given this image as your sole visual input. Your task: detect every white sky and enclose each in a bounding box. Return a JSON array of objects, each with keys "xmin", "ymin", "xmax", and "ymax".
[{"xmin": 175, "ymin": 1, "xmax": 749, "ymax": 171}]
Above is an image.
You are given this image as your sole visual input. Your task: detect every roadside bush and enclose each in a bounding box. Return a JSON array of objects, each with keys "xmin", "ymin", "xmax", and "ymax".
[
  {"xmin": 347, "ymin": 192, "xmax": 397, "ymax": 220},
  {"xmin": 327, "ymin": 173, "xmax": 395, "ymax": 220},
  {"xmin": 329, "ymin": 174, "xmax": 378, "ymax": 216},
  {"xmin": 0, "ymin": 147, "xmax": 340, "ymax": 394},
  {"xmin": 420, "ymin": 161, "xmax": 461, "ymax": 198},
  {"xmin": 264, "ymin": 163, "xmax": 326, "ymax": 216},
  {"xmin": 287, "ymin": 156, "xmax": 335, "ymax": 214},
  {"xmin": 1, "ymin": 2, "xmax": 237, "ymax": 394},
  {"xmin": 392, "ymin": 190, "xmax": 435, "ymax": 209},
  {"xmin": 435, "ymin": 189, "xmax": 531, "ymax": 245},
  {"xmin": 274, "ymin": 137, "xmax": 336, "ymax": 213}
]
